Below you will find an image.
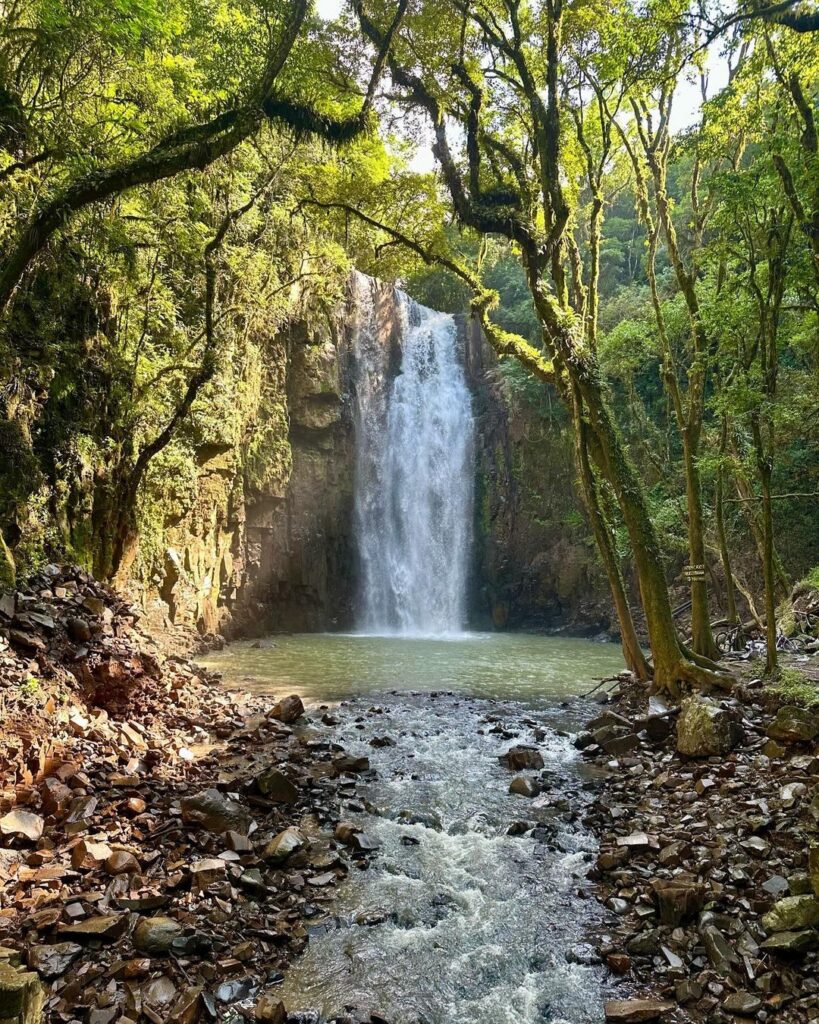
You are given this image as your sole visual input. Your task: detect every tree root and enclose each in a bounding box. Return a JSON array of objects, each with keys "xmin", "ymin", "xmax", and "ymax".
[
  {"xmin": 679, "ymin": 643, "xmax": 737, "ymax": 692},
  {"xmin": 678, "ymin": 659, "xmax": 735, "ymax": 692},
  {"xmin": 651, "ymin": 644, "xmax": 735, "ymax": 697},
  {"xmin": 680, "ymin": 642, "xmax": 727, "ymax": 674}
]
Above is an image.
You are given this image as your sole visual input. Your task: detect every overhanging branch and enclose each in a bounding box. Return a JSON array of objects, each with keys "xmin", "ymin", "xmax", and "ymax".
[
  {"xmin": 306, "ymin": 197, "xmax": 555, "ymax": 384},
  {"xmin": 0, "ymin": 0, "xmax": 407, "ymax": 315},
  {"xmin": 354, "ymin": 0, "xmax": 538, "ymax": 255}
]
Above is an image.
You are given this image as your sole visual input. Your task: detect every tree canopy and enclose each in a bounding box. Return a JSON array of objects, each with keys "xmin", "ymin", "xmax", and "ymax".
[{"xmin": 1, "ymin": 0, "xmax": 817, "ymax": 689}]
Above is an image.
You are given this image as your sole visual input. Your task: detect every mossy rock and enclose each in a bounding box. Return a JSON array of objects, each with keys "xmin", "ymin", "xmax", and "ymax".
[
  {"xmin": 809, "ymin": 846, "xmax": 819, "ymax": 897},
  {"xmin": 676, "ymin": 696, "xmax": 743, "ymax": 758},
  {"xmin": 776, "ymin": 598, "xmax": 797, "ymax": 638},
  {"xmin": 761, "ymin": 894, "xmax": 819, "ymax": 933},
  {"xmin": 767, "ymin": 706, "xmax": 819, "ymax": 744},
  {"xmin": 0, "ymin": 961, "xmax": 44, "ymax": 1023}
]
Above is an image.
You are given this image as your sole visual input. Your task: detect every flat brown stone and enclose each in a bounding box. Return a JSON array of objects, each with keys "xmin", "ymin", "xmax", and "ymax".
[
  {"xmin": 58, "ymin": 915, "xmax": 128, "ymax": 942},
  {"xmin": 604, "ymin": 999, "xmax": 674, "ymax": 1023}
]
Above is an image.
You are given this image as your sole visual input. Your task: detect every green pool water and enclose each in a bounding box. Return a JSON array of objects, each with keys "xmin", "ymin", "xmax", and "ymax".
[{"xmin": 200, "ymin": 631, "xmax": 624, "ymax": 706}]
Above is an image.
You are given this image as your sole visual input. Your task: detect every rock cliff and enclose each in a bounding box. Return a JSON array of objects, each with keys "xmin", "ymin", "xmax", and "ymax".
[
  {"xmin": 1, "ymin": 272, "xmax": 608, "ymax": 636},
  {"xmin": 135, "ymin": 277, "xmax": 610, "ymax": 636},
  {"xmin": 136, "ymin": 277, "xmax": 407, "ymax": 637},
  {"xmin": 463, "ymin": 319, "xmax": 611, "ymax": 634}
]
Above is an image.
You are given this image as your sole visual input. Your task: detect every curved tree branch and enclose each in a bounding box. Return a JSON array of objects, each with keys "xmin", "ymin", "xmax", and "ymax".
[
  {"xmin": 307, "ymin": 197, "xmax": 555, "ymax": 383},
  {"xmin": 0, "ymin": 0, "xmax": 408, "ymax": 315},
  {"xmin": 354, "ymin": 0, "xmax": 538, "ymax": 255}
]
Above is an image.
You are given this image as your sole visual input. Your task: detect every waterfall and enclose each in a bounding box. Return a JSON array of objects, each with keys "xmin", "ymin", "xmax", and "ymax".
[{"xmin": 350, "ymin": 272, "xmax": 475, "ymax": 636}]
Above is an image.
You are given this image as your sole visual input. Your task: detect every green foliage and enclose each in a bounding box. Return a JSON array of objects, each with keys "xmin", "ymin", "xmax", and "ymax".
[
  {"xmin": 598, "ymin": 318, "xmax": 657, "ymax": 379},
  {"xmin": 18, "ymin": 673, "xmax": 41, "ymax": 696},
  {"xmin": 404, "ymin": 266, "xmax": 470, "ymax": 313},
  {"xmin": 800, "ymin": 567, "xmax": 819, "ymax": 592},
  {"xmin": 496, "ymin": 361, "xmax": 562, "ymax": 420},
  {"xmin": 766, "ymin": 667, "xmax": 819, "ymax": 709},
  {"xmin": 0, "ymin": 0, "xmax": 403, "ymax": 584}
]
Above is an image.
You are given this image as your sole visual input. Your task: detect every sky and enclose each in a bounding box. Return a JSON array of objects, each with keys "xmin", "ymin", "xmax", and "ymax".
[
  {"xmin": 313, "ymin": 0, "xmax": 729, "ymax": 167},
  {"xmin": 316, "ymin": 0, "xmax": 344, "ymax": 18}
]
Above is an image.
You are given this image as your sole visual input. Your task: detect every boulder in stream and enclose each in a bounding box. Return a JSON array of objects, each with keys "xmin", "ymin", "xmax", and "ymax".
[
  {"xmin": 269, "ymin": 694, "xmax": 305, "ymax": 723},
  {"xmin": 253, "ymin": 993, "xmax": 287, "ymax": 1022},
  {"xmin": 509, "ymin": 776, "xmax": 539, "ymax": 797},
  {"xmin": 499, "ymin": 745, "xmax": 544, "ymax": 770}
]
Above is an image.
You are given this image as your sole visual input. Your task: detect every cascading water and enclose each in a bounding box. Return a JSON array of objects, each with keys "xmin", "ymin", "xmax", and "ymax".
[
  {"xmin": 204, "ymin": 634, "xmax": 625, "ymax": 1024},
  {"xmin": 350, "ymin": 271, "xmax": 475, "ymax": 636}
]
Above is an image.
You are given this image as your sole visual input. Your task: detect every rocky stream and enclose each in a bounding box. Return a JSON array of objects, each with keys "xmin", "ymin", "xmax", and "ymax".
[{"xmin": 1, "ymin": 567, "xmax": 818, "ymax": 1024}]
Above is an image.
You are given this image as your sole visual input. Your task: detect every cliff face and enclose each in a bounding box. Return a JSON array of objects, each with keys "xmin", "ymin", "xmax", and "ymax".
[
  {"xmin": 101, "ymin": 284, "xmax": 610, "ymax": 635},
  {"xmin": 237, "ymin": 323, "xmax": 356, "ymax": 634},
  {"xmin": 136, "ymin": 277, "xmax": 407, "ymax": 637},
  {"xmin": 463, "ymin": 319, "xmax": 611, "ymax": 634},
  {"xmin": 1, "ymin": 272, "xmax": 608, "ymax": 635},
  {"xmin": 139, "ymin": 319, "xmax": 357, "ymax": 638}
]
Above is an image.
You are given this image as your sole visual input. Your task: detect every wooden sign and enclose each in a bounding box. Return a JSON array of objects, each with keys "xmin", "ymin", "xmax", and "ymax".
[{"xmin": 683, "ymin": 564, "xmax": 706, "ymax": 581}]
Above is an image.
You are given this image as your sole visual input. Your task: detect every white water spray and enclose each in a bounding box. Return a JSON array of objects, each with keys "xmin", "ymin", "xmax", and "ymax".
[{"xmin": 350, "ymin": 272, "xmax": 475, "ymax": 635}]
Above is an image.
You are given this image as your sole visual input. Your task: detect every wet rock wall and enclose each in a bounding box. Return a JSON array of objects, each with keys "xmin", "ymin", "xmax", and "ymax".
[{"xmin": 463, "ymin": 318, "xmax": 611, "ymax": 634}]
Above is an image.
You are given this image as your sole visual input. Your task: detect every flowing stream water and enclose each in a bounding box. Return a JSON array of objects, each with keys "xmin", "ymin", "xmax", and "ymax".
[{"xmin": 205, "ymin": 634, "xmax": 625, "ymax": 1023}]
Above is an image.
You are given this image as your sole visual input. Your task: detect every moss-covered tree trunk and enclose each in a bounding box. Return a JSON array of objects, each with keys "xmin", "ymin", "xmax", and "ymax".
[
  {"xmin": 571, "ymin": 386, "xmax": 650, "ymax": 680},
  {"xmin": 576, "ymin": 387, "xmax": 683, "ymax": 692},
  {"xmin": 627, "ymin": 101, "xmax": 720, "ymax": 662},
  {"xmin": 731, "ymin": 462, "xmax": 790, "ymax": 600},
  {"xmin": 754, "ymin": 433, "xmax": 778, "ymax": 675},
  {"xmin": 715, "ymin": 420, "xmax": 739, "ymax": 626},
  {"xmin": 682, "ymin": 428, "xmax": 720, "ymax": 660}
]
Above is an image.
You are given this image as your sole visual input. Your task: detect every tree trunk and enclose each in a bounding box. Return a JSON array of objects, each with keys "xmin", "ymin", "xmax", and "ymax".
[
  {"xmin": 682, "ymin": 429, "xmax": 720, "ymax": 659},
  {"xmin": 759, "ymin": 462, "xmax": 778, "ymax": 675},
  {"xmin": 732, "ymin": 458, "xmax": 790, "ymax": 599},
  {"xmin": 574, "ymin": 371, "xmax": 731, "ymax": 694},
  {"xmin": 571, "ymin": 387, "xmax": 650, "ymax": 680},
  {"xmin": 521, "ymin": 260, "xmax": 731, "ymax": 695},
  {"xmin": 752, "ymin": 421, "xmax": 779, "ymax": 675},
  {"xmin": 715, "ymin": 418, "xmax": 739, "ymax": 624},
  {"xmin": 628, "ymin": 120, "xmax": 719, "ymax": 663}
]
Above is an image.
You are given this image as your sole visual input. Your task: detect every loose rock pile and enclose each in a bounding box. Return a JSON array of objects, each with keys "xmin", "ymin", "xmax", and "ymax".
[
  {"xmin": 580, "ymin": 674, "xmax": 819, "ymax": 1023},
  {"xmin": 0, "ymin": 566, "xmax": 378, "ymax": 1024}
]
